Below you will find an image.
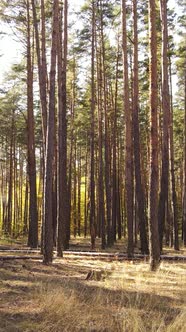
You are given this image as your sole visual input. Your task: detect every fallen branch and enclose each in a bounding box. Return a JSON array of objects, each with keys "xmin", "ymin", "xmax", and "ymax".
[{"xmin": 0, "ymin": 250, "xmax": 186, "ymax": 262}]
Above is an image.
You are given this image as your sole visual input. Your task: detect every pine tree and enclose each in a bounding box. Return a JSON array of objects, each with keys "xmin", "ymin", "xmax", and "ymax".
[{"xmin": 148, "ymin": 0, "xmax": 160, "ymax": 271}]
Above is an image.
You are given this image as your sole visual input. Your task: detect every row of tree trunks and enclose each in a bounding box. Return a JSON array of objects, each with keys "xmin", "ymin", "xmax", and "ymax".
[{"xmin": 2, "ymin": 0, "xmax": 184, "ymax": 267}]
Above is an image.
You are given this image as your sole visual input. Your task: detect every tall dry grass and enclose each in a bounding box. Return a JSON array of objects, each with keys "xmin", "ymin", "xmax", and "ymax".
[{"xmin": 37, "ymin": 261, "xmax": 186, "ymax": 332}]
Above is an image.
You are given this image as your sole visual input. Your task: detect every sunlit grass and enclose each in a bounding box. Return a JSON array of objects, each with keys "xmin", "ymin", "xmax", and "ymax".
[
  {"xmin": 0, "ymin": 252, "xmax": 185, "ymax": 331},
  {"xmin": 36, "ymin": 260, "xmax": 186, "ymax": 332}
]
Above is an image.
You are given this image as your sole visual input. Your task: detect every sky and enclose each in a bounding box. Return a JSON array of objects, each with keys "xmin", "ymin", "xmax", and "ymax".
[
  {"xmin": 0, "ymin": 0, "xmax": 181, "ymax": 85},
  {"xmin": 0, "ymin": 0, "xmax": 85, "ymax": 83},
  {"xmin": 0, "ymin": 22, "xmax": 22, "ymax": 82}
]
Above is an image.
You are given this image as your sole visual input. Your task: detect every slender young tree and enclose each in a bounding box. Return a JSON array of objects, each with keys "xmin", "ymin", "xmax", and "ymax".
[{"xmin": 148, "ymin": 0, "xmax": 160, "ymax": 270}]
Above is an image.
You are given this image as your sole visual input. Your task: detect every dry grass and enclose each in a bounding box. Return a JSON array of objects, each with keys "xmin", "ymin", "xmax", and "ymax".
[
  {"xmin": 0, "ymin": 256, "xmax": 186, "ymax": 332},
  {"xmin": 37, "ymin": 260, "xmax": 186, "ymax": 332}
]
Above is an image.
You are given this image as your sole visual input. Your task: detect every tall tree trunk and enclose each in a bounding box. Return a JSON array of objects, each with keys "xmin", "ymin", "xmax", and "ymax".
[
  {"xmin": 111, "ymin": 41, "xmax": 119, "ymax": 246},
  {"xmin": 78, "ymin": 147, "xmax": 81, "ymax": 236},
  {"xmin": 7, "ymin": 111, "xmax": 14, "ymax": 235},
  {"xmin": 133, "ymin": 0, "xmax": 149, "ymax": 254},
  {"xmin": 13, "ymin": 138, "xmax": 17, "ymax": 237},
  {"xmin": 183, "ymin": 67, "xmax": 186, "ymax": 246},
  {"xmin": 19, "ymin": 152, "xmax": 23, "ymax": 233},
  {"xmin": 73, "ymin": 140, "xmax": 77, "ymax": 238},
  {"xmin": 169, "ymin": 56, "xmax": 179, "ymax": 250},
  {"xmin": 158, "ymin": 0, "xmax": 170, "ymax": 251},
  {"xmin": 43, "ymin": 0, "xmax": 58, "ymax": 264},
  {"xmin": 148, "ymin": 0, "xmax": 160, "ymax": 271},
  {"xmin": 121, "ymin": 0, "xmax": 134, "ymax": 257},
  {"xmin": 31, "ymin": 0, "xmax": 47, "ymax": 149},
  {"xmin": 90, "ymin": 0, "xmax": 96, "ymax": 250},
  {"xmin": 52, "ymin": 136, "xmax": 57, "ymax": 247},
  {"xmin": 31, "ymin": 0, "xmax": 48, "ymax": 252},
  {"xmin": 57, "ymin": 0, "xmax": 69, "ymax": 255},
  {"xmin": 98, "ymin": 2, "xmax": 112, "ymax": 247},
  {"xmin": 84, "ymin": 143, "xmax": 88, "ymax": 237},
  {"xmin": 27, "ymin": 0, "xmax": 38, "ymax": 248},
  {"xmin": 23, "ymin": 175, "xmax": 29, "ymax": 235},
  {"xmin": 67, "ymin": 124, "xmax": 73, "ymax": 243},
  {"xmin": 96, "ymin": 5, "xmax": 106, "ymax": 248},
  {"xmin": 98, "ymin": 63, "xmax": 105, "ymax": 248}
]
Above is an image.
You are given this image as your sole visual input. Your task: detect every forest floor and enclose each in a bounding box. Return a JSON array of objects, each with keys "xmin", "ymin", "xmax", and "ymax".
[{"xmin": 0, "ymin": 238, "xmax": 186, "ymax": 332}]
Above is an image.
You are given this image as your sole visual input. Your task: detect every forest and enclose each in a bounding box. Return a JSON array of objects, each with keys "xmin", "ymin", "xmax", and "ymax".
[{"xmin": 0, "ymin": 0, "xmax": 186, "ymax": 331}]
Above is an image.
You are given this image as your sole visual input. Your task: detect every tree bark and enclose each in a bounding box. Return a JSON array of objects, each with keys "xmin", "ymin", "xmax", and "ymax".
[
  {"xmin": 27, "ymin": 0, "xmax": 38, "ymax": 248},
  {"xmin": 158, "ymin": 0, "xmax": 170, "ymax": 251},
  {"xmin": 169, "ymin": 56, "xmax": 179, "ymax": 250},
  {"xmin": 121, "ymin": 0, "xmax": 134, "ymax": 258},
  {"xmin": 31, "ymin": 0, "xmax": 47, "ymax": 149},
  {"xmin": 183, "ymin": 67, "xmax": 186, "ymax": 246},
  {"xmin": 43, "ymin": 0, "xmax": 58, "ymax": 264},
  {"xmin": 7, "ymin": 111, "xmax": 14, "ymax": 235},
  {"xmin": 148, "ymin": 0, "xmax": 160, "ymax": 271},
  {"xmin": 57, "ymin": 0, "xmax": 69, "ymax": 256},
  {"xmin": 90, "ymin": 0, "xmax": 96, "ymax": 250},
  {"xmin": 133, "ymin": 0, "xmax": 149, "ymax": 254}
]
